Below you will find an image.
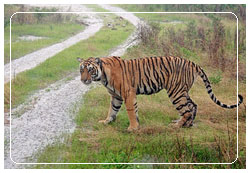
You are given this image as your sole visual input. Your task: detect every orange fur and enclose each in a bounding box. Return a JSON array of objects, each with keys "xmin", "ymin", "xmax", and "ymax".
[{"xmin": 77, "ymin": 56, "xmax": 243, "ymax": 131}]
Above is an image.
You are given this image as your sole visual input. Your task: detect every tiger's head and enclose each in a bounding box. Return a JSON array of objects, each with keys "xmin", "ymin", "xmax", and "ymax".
[{"xmin": 77, "ymin": 57, "xmax": 102, "ymax": 85}]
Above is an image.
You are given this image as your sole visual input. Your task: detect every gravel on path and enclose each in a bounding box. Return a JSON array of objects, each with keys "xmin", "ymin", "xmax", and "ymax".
[
  {"xmin": 4, "ymin": 4, "xmax": 103, "ymax": 83},
  {"xmin": 4, "ymin": 4, "xmax": 145, "ymax": 168}
]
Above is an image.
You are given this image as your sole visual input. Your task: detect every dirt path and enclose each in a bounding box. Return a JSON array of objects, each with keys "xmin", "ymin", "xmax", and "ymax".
[
  {"xmin": 4, "ymin": 4, "xmax": 103, "ymax": 83},
  {"xmin": 4, "ymin": 5, "xmax": 144, "ymax": 168}
]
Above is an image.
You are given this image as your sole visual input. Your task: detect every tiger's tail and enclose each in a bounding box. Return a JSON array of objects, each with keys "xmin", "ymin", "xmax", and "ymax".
[{"xmin": 197, "ymin": 66, "xmax": 243, "ymax": 109}]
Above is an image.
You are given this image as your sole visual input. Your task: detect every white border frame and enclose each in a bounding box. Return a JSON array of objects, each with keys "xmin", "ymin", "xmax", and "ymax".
[{"xmin": 9, "ymin": 10, "xmax": 239, "ymax": 165}]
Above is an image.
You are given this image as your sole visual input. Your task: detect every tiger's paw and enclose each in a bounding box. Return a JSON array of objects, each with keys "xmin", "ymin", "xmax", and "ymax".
[
  {"xmin": 127, "ymin": 125, "xmax": 139, "ymax": 132},
  {"xmin": 168, "ymin": 122, "xmax": 182, "ymax": 129},
  {"xmin": 98, "ymin": 119, "xmax": 109, "ymax": 125},
  {"xmin": 173, "ymin": 123, "xmax": 182, "ymax": 129},
  {"xmin": 183, "ymin": 120, "xmax": 193, "ymax": 128},
  {"xmin": 171, "ymin": 119, "xmax": 179, "ymax": 123}
]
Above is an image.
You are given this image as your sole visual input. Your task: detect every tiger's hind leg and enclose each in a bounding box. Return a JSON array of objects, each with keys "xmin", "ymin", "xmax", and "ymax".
[
  {"xmin": 170, "ymin": 92, "xmax": 197, "ymax": 128},
  {"xmin": 99, "ymin": 96, "xmax": 123, "ymax": 124}
]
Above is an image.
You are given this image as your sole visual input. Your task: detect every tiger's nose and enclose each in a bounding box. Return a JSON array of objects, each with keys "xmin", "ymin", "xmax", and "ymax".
[
  {"xmin": 81, "ymin": 79, "xmax": 91, "ymax": 85},
  {"xmin": 81, "ymin": 79, "xmax": 87, "ymax": 83}
]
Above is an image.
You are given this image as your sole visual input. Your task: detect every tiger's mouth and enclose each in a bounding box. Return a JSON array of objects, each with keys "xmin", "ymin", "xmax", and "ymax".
[{"xmin": 82, "ymin": 80, "xmax": 92, "ymax": 85}]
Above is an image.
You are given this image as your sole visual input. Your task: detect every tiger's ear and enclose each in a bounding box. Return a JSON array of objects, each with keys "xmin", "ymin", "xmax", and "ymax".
[
  {"xmin": 77, "ymin": 57, "xmax": 83, "ymax": 62},
  {"xmin": 95, "ymin": 58, "xmax": 101, "ymax": 65}
]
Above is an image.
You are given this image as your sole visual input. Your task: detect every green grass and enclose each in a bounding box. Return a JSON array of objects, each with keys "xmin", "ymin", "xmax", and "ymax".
[
  {"xmin": 6, "ymin": 13, "xmax": 134, "ymax": 110},
  {"xmin": 33, "ymin": 5, "xmax": 245, "ymax": 168},
  {"xmin": 4, "ymin": 23, "xmax": 84, "ymax": 64},
  {"xmin": 34, "ymin": 82, "xmax": 246, "ymax": 168}
]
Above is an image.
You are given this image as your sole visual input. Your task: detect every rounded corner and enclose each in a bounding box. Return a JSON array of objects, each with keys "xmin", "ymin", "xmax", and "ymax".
[
  {"xmin": 230, "ymin": 12, "xmax": 238, "ymax": 20},
  {"xmin": 10, "ymin": 12, "xmax": 18, "ymax": 20},
  {"xmin": 231, "ymin": 157, "xmax": 238, "ymax": 164},
  {"xmin": 10, "ymin": 154, "xmax": 18, "ymax": 165}
]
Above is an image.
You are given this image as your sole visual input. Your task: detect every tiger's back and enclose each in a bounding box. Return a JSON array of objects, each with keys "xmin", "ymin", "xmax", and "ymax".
[{"xmin": 100, "ymin": 56, "xmax": 198, "ymax": 97}]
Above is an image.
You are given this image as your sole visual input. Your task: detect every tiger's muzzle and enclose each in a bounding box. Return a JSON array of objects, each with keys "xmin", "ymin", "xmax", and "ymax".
[{"xmin": 81, "ymin": 79, "xmax": 92, "ymax": 85}]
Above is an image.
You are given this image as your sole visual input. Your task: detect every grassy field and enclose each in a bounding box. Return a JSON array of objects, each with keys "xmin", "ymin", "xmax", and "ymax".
[
  {"xmin": 6, "ymin": 4, "xmax": 245, "ymax": 169},
  {"xmin": 4, "ymin": 5, "xmax": 86, "ymax": 64},
  {"xmin": 32, "ymin": 5, "xmax": 246, "ymax": 169},
  {"xmin": 4, "ymin": 11, "xmax": 134, "ymax": 111},
  {"xmin": 4, "ymin": 23, "xmax": 84, "ymax": 64},
  {"xmin": 35, "ymin": 81, "xmax": 245, "ymax": 168},
  {"xmin": 33, "ymin": 5, "xmax": 246, "ymax": 169}
]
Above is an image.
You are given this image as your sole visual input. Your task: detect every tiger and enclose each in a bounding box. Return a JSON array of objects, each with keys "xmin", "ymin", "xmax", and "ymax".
[{"xmin": 77, "ymin": 56, "xmax": 243, "ymax": 132}]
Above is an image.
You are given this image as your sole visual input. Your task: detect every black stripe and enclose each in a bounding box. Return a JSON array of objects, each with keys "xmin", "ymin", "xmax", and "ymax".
[
  {"xmin": 150, "ymin": 57, "xmax": 158, "ymax": 83},
  {"xmin": 196, "ymin": 65, "xmax": 199, "ymax": 73},
  {"xmin": 143, "ymin": 82, "xmax": 147, "ymax": 94},
  {"xmin": 121, "ymin": 60, "xmax": 128, "ymax": 81},
  {"xmin": 206, "ymin": 84, "xmax": 211, "ymax": 89},
  {"xmin": 222, "ymin": 104, "xmax": 228, "ymax": 108},
  {"xmin": 160, "ymin": 57, "xmax": 170, "ymax": 75},
  {"xmin": 151, "ymin": 79, "xmax": 157, "ymax": 92},
  {"xmin": 116, "ymin": 97, "xmax": 123, "ymax": 102},
  {"xmin": 113, "ymin": 56, "xmax": 120, "ymax": 61},
  {"xmin": 131, "ymin": 59, "xmax": 135, "ymax": 87},
  {"xmin": 137, "ymin": 59, "xmax": 142, "ymax": 89},
  {"xmin": 181, "ymin": 110, "xmax": 191, "ymax": 116},
  {"xmin": 112, "ymin": 102, "xmax": 121, "ymax": 111},
  {"xmin": 146, "ymin": 60, "xmax": 155, "ymax": 92},
  {"xmin": 208, "ymin": 89, "xmax": 212, "ymax": 94},
  {"xmin": 159, "ymin": 71, "xmax": 165, "ymax": 85},
  {"xmin": 136, "ymin": 86, "xmax": 140, "ymax": 95},
  {"xmin": 176, "ymin": 101, "xmax": 192, "ymax": 111},
  {"xmin": 109, "ymin": 58, "xmax": 115, "ymax": 66},
  {"xmin": 211, "ymin": 94, "xmax": 214, "ymax": 100},
  {"xmin": 216, "ymin": 100, "xmax": 221, "ymax": 105},
  {"xmin": 168, "ymin": 82, "xmax": 180, "ymax": 98},
  {"xmin": 172, "ymin": 84, "xmax": 187, "ymax": 99},
  {"xmin": 191, "ymin": 61, "xmax": 194, "ymax": 85},
  {"xmin": 102, "ymin": 70, "xmax": 108, "ymax": 86},
  {"xmin": 143, "ymin": 60, "xmax": 150, "ymax": 84},
  {"xmin": 172, "ymin": 93, "xmax": 186, "ymax": 105},
  {"xmin": 136, "ymin": 116, "xmax": 140, "ymax": 123}
]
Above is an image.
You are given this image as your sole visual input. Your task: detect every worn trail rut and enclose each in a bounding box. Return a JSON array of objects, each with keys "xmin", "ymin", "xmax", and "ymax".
[{"xmin": 4, "ymin": 4, "xmax": 103, "ymax": 83}]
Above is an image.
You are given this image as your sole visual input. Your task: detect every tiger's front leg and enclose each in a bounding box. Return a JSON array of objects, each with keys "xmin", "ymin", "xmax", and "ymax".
[
  {"xmin": 124, "ymin": 91, "xmax": 139, "ymax": 132},
  {"xmin": 98, "ymin": 96, "xmax": 123, "ymax": 124}
]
